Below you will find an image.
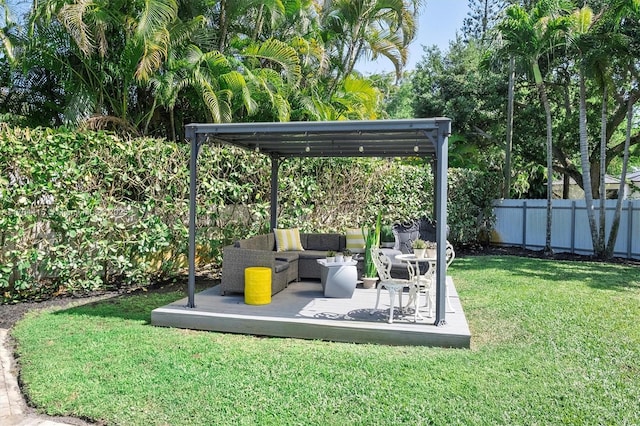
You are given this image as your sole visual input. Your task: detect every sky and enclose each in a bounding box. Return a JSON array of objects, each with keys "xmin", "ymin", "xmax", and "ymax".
[{"xmin": 357, "ymin": 0, "xmax": 470, "ymax": 74}]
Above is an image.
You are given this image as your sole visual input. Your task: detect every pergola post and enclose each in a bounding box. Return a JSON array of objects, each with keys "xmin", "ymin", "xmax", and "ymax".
[
  {"xmin": 270, "ymin": 157, "xmax": 280, "ymax": 231},
  {"xmin": 431, "ymin": 159, "xmax": 437, "ymax": 219},
  {"xmin": 434, "ymin": 121, "xmax": 451, "ymax": 326},
  {"xmin": 187, "ymin": 134, "xmax": 199, "ymax": 308}
]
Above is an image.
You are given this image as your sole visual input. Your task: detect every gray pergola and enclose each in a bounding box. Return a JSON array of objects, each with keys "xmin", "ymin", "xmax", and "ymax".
[{"xmin": 184, "ymin": 118, "xmax": 452, "ymax": 326}]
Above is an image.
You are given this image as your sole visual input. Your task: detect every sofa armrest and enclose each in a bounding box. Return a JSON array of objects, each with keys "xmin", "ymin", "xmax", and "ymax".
[{"xmin": 221, "ymin": 246, "xmax": 279, "ymax": 295}]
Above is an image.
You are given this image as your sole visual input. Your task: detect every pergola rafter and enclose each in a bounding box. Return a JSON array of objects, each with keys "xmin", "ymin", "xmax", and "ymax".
[{"xmin": 184, "ymin": 118, "xmax": 452, "ymax": 326}]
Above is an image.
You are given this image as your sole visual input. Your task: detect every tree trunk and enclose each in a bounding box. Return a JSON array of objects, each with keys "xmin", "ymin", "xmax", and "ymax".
[
  {"xmin": 504, "ymin": 56, "xmax": 515, "ymax": 199},
  {"xmin": 218, "ymin": 0, "xmax": 228, "ymax": 52},
  {"xmin": 253, "ymin": 4, "xmax": 265, "ymax": 42},
  {"xmin": 563, "ymin": 173, "xmax": 570, "ymax": 199},
  {"xmin": 606, "ymin": 97, "xmax": 634, "ymax": 258},
  {"xmin": 534, "ymin": 61, "xmax": 553, "ymax": 255},
  {"xmin": 598, "ymin": 83, "xmax": 608, "ymax": 253},
  {"xmin": 578, "ymin": 67, "xmax": 601, "ymax": 256},
  {"xmin": 144, "ymin": 97, "xmax": 157, "ymax": 135},
  {"xmin": 169, "ymin": 106, "xmax": 176, "ymax": 142}
]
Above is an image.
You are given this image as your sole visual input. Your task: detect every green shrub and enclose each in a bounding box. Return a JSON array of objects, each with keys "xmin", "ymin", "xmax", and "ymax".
[
  {"xmin": 1, "ymin": 125, "xmax": 501, "ymax": 302},
  {"xmin": 448, "ymin": 168, "xmax": 502, "ymax": 245}
]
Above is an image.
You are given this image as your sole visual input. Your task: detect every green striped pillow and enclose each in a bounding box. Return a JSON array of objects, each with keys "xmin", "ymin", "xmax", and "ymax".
[{"xmin": 274, "ymin": 228, "xmax": 304, "ymax": 252}]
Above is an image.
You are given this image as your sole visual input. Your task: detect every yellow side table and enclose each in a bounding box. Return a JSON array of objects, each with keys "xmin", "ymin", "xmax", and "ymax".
[{"xmin": 244, "ymin": 267, "xmax": 272, "ymax": 305}]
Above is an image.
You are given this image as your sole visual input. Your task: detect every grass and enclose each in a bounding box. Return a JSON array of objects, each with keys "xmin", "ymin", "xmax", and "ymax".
[{"xmin": 11, "ymin": 256, "xmax": 640, "ymax": 425}]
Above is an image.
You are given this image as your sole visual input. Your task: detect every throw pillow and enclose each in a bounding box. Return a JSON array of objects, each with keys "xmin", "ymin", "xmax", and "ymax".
[
  {"xmin": 274, "ymin": 228, "xmax": 304, "ymax": 252},
  {"xmin": 345, "ymin": 228, "xmax": 366, "ymax": 253}
]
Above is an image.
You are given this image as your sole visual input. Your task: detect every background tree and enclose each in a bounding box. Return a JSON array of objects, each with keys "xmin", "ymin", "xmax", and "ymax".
[
  {"xmin": 412, "ymin": 41, "xmax": 507, "ymax": 170},
  {"xmin": 498, "ymin": 0, "xmax": 570, "ymax": 254},
  {"xmin": 462, "ymin": 0, "xmax": 508, "ymax": 43}
]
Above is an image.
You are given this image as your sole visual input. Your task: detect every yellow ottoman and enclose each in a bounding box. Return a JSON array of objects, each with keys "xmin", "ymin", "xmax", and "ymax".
[{"xmin": 244, "ymin": 267, "xmax": 272, "ymax": 305}]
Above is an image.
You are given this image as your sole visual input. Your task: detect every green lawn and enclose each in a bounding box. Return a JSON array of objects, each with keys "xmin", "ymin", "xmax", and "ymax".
[{"xmin": 12, "ymin": 256, "xmax": 640, "ymax": 425}]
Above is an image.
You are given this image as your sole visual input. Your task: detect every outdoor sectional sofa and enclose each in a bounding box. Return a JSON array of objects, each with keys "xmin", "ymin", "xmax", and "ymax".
[
  {"xmin": 220, "ymin": 217, "xmax": 442, "ymax": 296},
  {"xmin": 220, "ymin": 233, "xmax": 354, "ymax": 296}
]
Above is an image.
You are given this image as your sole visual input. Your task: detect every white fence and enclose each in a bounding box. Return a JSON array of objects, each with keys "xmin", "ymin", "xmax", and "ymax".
[{"xmin": 491, "ymin": 199, "xmax": 640, "ymax": 260}]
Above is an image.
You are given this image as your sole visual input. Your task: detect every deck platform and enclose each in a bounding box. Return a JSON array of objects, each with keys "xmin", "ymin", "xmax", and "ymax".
[{"xmin": 152, "ymin": 277, "xmax": 471, "ymax": 348}]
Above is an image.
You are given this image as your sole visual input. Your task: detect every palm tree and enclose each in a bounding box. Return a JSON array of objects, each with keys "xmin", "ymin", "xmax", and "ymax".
[
  {"xmin": 565, "ymin": 0, "xmax": 640, "ymax": 258},
  {"xmin": 568, "ymin": 5, "xmax": 602, "ymax": 254},
  {"xmin": 321, "ymin": 0, "xmax": 419, "ymax": 90},
  {"xmin": 601, "ymin": 0, "xmax": 640, "ymax": 258},
  {"xmin": 22, "ymin": 0, "xmax": 183, "ymax": 125},
  {"xmin": 498, "ymin": 0, "xmax": 570, "ymax": 254},
  {"xmin": 0, "ymin": 0, "xmax": 17, "ymax": 65}
]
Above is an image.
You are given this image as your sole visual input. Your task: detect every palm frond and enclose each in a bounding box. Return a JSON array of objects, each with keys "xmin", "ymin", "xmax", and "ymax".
[
  {"xmin": 58, "ymin": 0, "xmax": 94, "ymax": 56},
  {"xmin": 271, "ymin": 93, "xmax": 291, "ymax": 121},
  {"xmin": 136, "ymin": 28, "xmax": 171, "ymax": 81},
  {"xmin": 243, "ymin": 38, "xmax": 301, "ymax": 87},
  {"xmin": 136, "ymin": 0, "xmax": 178, "ymax": 38},
  {"xmin": 79, "ymin": 114, "xmax": 140, "ymax": 137},
  {"xmin": 219, "ymin": 70, "xmax": 258, "ymax": 115},
  {"xmin": 63, "ymin": 87, "xmax": 96, "ymax": 125},
  {"xmin": 201, "ymin": 85, "xmax": 223, "ymax": 123}
]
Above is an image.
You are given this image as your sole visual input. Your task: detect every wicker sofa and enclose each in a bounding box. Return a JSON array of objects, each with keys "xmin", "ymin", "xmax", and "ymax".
[
  {"xmin": 220, "ymin": 233, "xmax": 352, "ymax": 296},
  {"xmin": 220, "ymin": 218, "xmax": 442, "ymax": 297}
]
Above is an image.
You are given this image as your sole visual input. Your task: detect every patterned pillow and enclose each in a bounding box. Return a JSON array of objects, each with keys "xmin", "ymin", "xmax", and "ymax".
[
  {"xmin": 274, "ymin": 228, "xmax": 304, "ymax": 252},
  {"xmin": 345, "ymin": 228, "xmax": 366, "ymax": 253}
]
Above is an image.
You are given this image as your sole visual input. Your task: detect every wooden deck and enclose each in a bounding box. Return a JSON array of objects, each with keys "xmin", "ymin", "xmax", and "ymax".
[{"xmin": 151, "ymin": 277, "xmax": 471, "ymax": 348}]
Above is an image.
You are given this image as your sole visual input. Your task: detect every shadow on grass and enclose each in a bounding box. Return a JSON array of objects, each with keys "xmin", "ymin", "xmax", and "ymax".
[
  {"xmin": 53, "ymin": 277, "xmax": 216, "ymax": 324},
  {"xmin": 454, "ymin": 255, "xmax": 640, "ymax": 292}
]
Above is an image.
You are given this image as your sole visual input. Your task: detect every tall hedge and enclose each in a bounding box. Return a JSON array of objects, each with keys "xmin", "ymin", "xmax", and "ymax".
[{"xmin": 1, "ymin": 126, "xmax": 500, "ymax": 302}]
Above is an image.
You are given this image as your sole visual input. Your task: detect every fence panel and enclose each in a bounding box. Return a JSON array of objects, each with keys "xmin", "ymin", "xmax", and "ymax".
[{"xmin": 491, "ymin": 199, "xmax": 640, "ymax": 260}]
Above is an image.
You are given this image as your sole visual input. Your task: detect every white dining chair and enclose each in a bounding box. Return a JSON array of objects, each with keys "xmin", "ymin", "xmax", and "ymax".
[
  {"xmin": 370, "ymin": 248, "xmax": 416, "ymax": 323},
  {"xmin": 407, "ymin": 242, "xmax": 456, "ymax": 319}
]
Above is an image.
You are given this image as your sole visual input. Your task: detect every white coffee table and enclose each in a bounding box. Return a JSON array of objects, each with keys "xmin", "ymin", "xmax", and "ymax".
[{"xmin": 316, "ymin": 259, "xmax": 358, "ymax": 298}]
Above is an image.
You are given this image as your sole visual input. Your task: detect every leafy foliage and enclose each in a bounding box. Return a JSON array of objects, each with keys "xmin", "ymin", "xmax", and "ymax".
[
  {"xmin": 412, "ymin": 42, "xmax": 508, "ymax": 172},
  {"xmin": 0, "ymin": 0, "xmax": 416, "ymax": 138},
  {"xmin": 1, "ymin": 126, "xmax": 500, "ymax": 302}
]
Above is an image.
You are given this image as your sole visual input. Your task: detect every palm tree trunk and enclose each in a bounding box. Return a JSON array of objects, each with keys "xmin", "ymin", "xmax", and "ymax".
[
  {"xmin": 253, "ymin": 5, "xmax": 265, "ymax": 42},
  {"xmin": 504, "ymin": 56, "xmax": 515, "ymax": 199},
  {"xmin": 169, "ymin": 106, "xmax": 176, "ymax": 142},
  {"xmin": 534, "ymin": 61, "xmax": 553, "ymax": 254},
  {"xmin": 598, "ymin": 83, "xmax": 608, "ymax": 253},
  {"xmin": 578, "ymin": 67, "xmax": 601, "ymax": 255},
  {"xmin": 606, "ymin": 97, "xmax": 634, "ymax": 257},
  {"xmin": 144, "ymin": 97, "xmax": 157, "ymax": 135}
]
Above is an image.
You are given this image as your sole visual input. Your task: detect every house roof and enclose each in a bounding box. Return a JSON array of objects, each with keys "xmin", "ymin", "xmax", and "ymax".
[{"xmin": 185, "ymin": 118, "xmax": 452, "ymax": 158}]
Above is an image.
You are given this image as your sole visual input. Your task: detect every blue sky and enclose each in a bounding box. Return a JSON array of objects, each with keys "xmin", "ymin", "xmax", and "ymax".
[{"xmin": 357, "ymin": 0, "xmax": 470, "ymax": 74}]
